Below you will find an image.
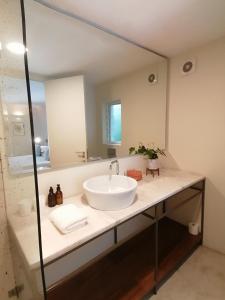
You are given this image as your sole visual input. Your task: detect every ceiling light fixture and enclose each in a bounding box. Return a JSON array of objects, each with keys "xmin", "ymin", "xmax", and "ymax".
[
  {"xmin": 6, "ymin": 42, "xmax": 27, "ymax": 55},
  {"xmin": 13, "ymin": 111, "xmax": 24, "ymax": 116},
  {"xmin": 34, "ymin": 137, "xmax": 42, "ymax": 144}
]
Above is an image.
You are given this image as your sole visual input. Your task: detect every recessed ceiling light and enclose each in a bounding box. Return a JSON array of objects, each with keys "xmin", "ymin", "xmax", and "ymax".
[{"xmin": 6, "ymin": 42, "xmax": 27, "ymax": 55}]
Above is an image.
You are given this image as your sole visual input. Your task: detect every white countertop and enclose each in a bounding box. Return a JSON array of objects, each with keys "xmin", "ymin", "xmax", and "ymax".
[{"xmin": 8, "ymin": 169, "xmax": 204, "ymax": 270}]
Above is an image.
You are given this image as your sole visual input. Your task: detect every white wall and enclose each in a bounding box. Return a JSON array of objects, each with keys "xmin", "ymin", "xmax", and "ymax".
[
  {"xmin": 45, "ymin": 76, "xmax": 87, "ymax": 167},
  {"xmin": 84, "ymin": 79, "xmax": 98, "ymax": 157},
  {"xmin": 0, "ymin": 171, "xmax": 16, "ymax": 299},
  {"xmin": 33, "ymin": 103, "xmax": 48, "ymax": 146},
  {"xmin": 167, "ymin": 37, "xmax": 225, "ymax": 254}
]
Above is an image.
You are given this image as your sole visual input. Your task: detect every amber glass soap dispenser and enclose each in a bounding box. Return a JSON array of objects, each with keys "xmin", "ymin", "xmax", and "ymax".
[
  {"xmin": 48, "ymin": 187, "xmax": 56, "ymax": 207},
  {"xmin": 56, "ymin": 184, "xmax": 63, "ymax": 205}
]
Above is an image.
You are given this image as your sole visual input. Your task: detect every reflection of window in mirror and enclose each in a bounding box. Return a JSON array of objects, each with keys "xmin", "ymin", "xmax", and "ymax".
[{"xmin": 106, "ymin": 101, "xmax": 122, "ymax": 145}]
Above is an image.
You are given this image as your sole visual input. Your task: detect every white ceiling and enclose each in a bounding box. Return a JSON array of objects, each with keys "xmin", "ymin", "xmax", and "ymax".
[
  {"xmin": 25, "ymin": 0, "xmax": 164, "ymax": 83},
  {"xmin": 37, "ymin": 0, "xmax": 225, "ymax": 57}
]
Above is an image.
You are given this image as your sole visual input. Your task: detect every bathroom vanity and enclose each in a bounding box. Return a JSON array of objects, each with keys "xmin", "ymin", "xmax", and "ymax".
[{"xmin": 8, "ymin": 169, "xmax": 205, "ymax": 300}]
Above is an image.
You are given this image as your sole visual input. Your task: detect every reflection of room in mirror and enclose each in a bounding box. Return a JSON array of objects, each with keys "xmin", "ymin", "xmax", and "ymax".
[
  {"xmin": 94, "ymin": 62, "xmax": 167, "ymax": 159},
  {"xmin": 12, "ymin": 122, "xmax": 25, "ymax": 136},
  {"xmin": 2, "ymin": 76, "xmax": 51, "ymax": 174},
  {"xmin": 21, "ymin": 0, "xmax": 168, "ymax": 171}
]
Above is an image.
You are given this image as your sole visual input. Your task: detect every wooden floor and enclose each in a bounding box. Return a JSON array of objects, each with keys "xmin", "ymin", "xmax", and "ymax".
[{"xmin": 47, "ymin": 218, "xmax": 201, "ymax": 300}]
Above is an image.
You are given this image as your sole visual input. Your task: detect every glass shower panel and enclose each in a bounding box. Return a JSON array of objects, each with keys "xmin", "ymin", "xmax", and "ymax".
[{"xmin": 0, "ymin": 0, "xmax": 46, "ymax": 299}]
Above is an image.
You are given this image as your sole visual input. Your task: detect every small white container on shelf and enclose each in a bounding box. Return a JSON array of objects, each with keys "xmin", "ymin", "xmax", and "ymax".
[{"xmin": 188, "ymin": 222, "xmax": 199, "ymax": 235}]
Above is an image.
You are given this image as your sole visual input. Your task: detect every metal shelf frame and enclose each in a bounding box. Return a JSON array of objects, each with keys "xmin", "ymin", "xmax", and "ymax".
[{"xmin": 46, "ymin": 179, "xmax": 205, "ymax": 298}]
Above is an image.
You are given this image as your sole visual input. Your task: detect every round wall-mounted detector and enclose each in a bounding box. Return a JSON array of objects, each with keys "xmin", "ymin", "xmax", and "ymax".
[
  {"xmin": 181, "ymin": 58, "xmax": 196, "ymax": 75},
  {"xmin": 148, "ymin": 73, "xmax": 157, "ymax": 84},
  {"xmin": 183, "ymin": 61, "xmax": 193, "ymax": 73}
]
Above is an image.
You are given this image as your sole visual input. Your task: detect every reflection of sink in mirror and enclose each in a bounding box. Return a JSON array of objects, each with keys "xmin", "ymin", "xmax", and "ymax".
[{"xmin": 83, "ymin": 175, "xmax": 137, "ymax": 211}]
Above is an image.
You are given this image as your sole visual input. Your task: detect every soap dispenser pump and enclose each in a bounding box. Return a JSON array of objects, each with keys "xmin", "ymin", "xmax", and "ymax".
[
  {"xmin": 56, "ymin": 184, "xmax": 63, "ymax": 205},
  {"xmin": 48, "ymin": 187, "xmax": 56, "ymax": 207}
]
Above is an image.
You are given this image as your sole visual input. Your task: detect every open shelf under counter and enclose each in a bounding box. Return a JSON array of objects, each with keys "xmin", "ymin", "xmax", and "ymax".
[
  {"xmin": 47, "ymin": 218, "xmax": 202, "ymax": 300},
  {"xmin": 157, "ymin": 218, "xmax": 201, "ymax": 287}
]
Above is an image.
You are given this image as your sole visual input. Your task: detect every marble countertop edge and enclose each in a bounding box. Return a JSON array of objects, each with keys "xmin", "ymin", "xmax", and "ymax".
[{"xmin": 8, "ymin": 169, "xmax": 205, "ymax": 270}]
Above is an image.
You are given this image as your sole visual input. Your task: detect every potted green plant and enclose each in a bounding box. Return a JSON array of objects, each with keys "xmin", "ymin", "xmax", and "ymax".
[{"xmin": 129, "ymin": 143, "xmax": 166, "ymax": 170}]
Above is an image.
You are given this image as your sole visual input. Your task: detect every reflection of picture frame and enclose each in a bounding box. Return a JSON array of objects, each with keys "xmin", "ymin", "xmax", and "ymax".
[{"xmin": 13, "ymin": 122, "xmax": 25, "ymax": 136}]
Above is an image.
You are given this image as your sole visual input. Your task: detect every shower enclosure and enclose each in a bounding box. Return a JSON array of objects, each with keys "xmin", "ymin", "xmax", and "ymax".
[{"xmin": 0, "ymin": 0, "xmax": 46, "ymax": 299}]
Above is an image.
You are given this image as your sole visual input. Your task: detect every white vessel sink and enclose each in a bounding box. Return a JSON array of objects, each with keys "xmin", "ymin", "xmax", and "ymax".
[{"xmin": 83, "ymin": 175, "xmax": 137, "ymax": 211}]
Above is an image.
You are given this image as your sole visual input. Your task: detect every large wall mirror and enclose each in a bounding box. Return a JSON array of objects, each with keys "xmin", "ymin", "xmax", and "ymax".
[{"xmin": 5, "ymin": 0, "xmax": 167, "ymax": 174}]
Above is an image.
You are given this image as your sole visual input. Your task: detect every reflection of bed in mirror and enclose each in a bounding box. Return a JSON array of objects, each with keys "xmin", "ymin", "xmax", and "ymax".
[{"xmin": 8, "ymin": 145, "xmax": 51, "ymax": 174}]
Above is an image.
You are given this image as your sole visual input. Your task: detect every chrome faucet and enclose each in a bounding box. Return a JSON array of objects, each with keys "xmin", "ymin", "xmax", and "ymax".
[{"xmin": 109, "ymin": 160, "xmax": 119, "ymax": 180}]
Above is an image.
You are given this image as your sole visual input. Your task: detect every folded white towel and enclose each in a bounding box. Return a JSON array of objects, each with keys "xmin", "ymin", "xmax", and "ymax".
[{"xmin": 50, "ymin": 204, "xmax": 87, "ymax": 234}]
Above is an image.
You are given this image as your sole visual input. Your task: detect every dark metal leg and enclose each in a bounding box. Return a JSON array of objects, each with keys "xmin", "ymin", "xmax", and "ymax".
[
  {"xmin": 162, "ymin": 201, "xmax": 166, "ymax": 214},
  {"xmin": 201, "ymin": 180, "xmax": 206, "ymax": 244},
  {"xmin": 114, "ymin": 227, "xmax": 118, "ymax": 244},
  {"xmin": 154, "ymin": 205, "xmax": 159, "ymax": 294}
]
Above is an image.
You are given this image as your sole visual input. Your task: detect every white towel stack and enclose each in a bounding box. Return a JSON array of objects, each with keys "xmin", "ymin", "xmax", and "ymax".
[{"xmin": 50, "ymin": 204, "xmax": 87, "ymax": 234}]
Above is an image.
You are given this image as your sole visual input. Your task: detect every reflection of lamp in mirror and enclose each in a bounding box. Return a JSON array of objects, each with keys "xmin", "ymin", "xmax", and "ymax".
[
  {"xmin": 34, "ymin": 137, "xmax": 41, "ymax": 144},
  {"xmin": 13, "ymin": 111, "xmax": 24, "ymax": 116},
  {"xmin": 6, "ymin": 42, "xmax": 27, "ymax": 55}
]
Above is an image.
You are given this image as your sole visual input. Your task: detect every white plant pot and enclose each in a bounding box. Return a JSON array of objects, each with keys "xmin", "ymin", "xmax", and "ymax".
[{"xmin": 148, "ymin": 159, "xmax": 159, "ymax": 170}]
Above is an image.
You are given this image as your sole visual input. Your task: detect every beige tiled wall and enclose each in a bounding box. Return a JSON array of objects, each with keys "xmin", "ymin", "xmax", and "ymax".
[
  {"xmin": 0, "ymin": 78, "xmax": 17, "ymax": 299},
  {"xmin": 0, "ymin": 1, "xmax": 37, "ymax": 297},
  {"xmin": 0, "ymin": 172, "xmax": 16, "ymax": 299}
]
